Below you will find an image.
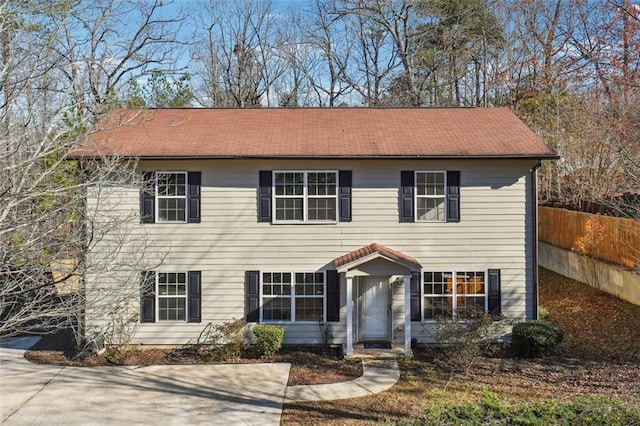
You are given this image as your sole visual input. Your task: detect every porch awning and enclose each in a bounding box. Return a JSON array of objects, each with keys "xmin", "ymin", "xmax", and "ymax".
[{"xmin": 334, "ymin": 243, "xmax": 422, "ymax": 272}]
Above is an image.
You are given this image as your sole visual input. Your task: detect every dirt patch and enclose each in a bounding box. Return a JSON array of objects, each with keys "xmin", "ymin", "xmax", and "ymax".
[
  {"xmin": 539, "ymin": 268, "xmax": 640, "ymax": 363},
  {"xmin": 277, "ymin": 347, "xmax": 362, "ymax": 386}
]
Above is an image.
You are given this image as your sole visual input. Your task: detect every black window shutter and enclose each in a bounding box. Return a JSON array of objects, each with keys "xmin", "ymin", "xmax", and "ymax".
[
  {"xmin": 140, "ymin": 271, "xmax": 156, "ymax": 323},
  {"xmin": 447, "ymin": 171, "xmax": 460, "ymax": 223},
  {"xmin": 140, "ymin": 172, "xmax": 155, "ymax": 224},
  {"xmin": 338, "ymin": 171, "xmax": 352, "ymax": 222},
  {"xmin": 187, "ymin": 172, "xmax": 201, "ymax": 223},
  {"xmin": 326, "ymin": 270, "xmax": 340, "ymax": 322},
  {"xmin": 488, "ymin": 269, "xmax": 501, "ymax": 318},
  {"xmin": 410, "ymin": 273, "xmax": 421, "ymax": 321},
  {"xmin": 245, "ymin": 271, "xmax": 260, "ymax": 322},
  {"xmin": 187, "ymin": 271, "xmax": 201, "ymax": 323},
  {"xmin": 258, "ymin": 171, "xmax": 272, "ymax": 223},
  {"xmin": 400, "ymin": 171, "xmax": 414, "ymax": 222}
]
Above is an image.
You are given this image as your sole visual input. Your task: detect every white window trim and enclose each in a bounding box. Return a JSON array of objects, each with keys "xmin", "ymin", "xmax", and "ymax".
[
  {"xmin": 156, "ymin": 271, "xmax": 188, "ymax": 322},
  {"xmin": 259, "ymin": 271, "xmax": 327, "ymax": 323},
  {"xmin": 155, "ymin": 171, "xmax": 188, "ymax": 223},
  {"xmin": 272, "ymin": 170, "xmax": 338, "ymax": 224},
  {"xmin": 414, "ymin": 170, "xmax": 447, "ymax": 223},
  {"xmin": 421, "ymin": 269, "xmax": 488, "ymax": 322}
]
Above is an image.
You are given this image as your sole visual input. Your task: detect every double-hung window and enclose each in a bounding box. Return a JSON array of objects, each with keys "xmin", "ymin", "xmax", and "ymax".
[
  {"xmin": 423, "ymin": 271, "xmax": 486, "ymax": 320},
  {"xmin": 156, "ymin": 172, "xmax": 187, "ymax": 222},
  {"xmin": 273, "ymin": 171, "xmax": 337, "ymax": 222},
  {"xmin": 140, "ymin": 171, "xmax": 201, "ymax": 224},
  {"xmin": 294, "ymin": 273, "xmax": 325, "ymax": 321},
  {"xmin": 262, "ymin": 272, "xmax": 292, "ymax": 321},
  {"xmin": 158, "ymin": 272, "xmax": 187, "ymax": 321},
  {"xmin": 140, "ymin": 270, "xmax": 201, "ymax": 323},
  {"xmin": 400, "ymin": 170, "xmax": 460, "ymax": 223},
  {"xmin": 261, "ymin": 271, "xmax": 325, "ymax": 322},
  {"xmin": 416, "ymin": 171, "xmax": 446, "ymax": 221}
]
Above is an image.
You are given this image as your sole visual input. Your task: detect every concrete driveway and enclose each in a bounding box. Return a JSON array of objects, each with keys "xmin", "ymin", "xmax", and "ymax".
[{"xmin": 0, "ymin": 338, "xmax": 290, "ymax": 426}]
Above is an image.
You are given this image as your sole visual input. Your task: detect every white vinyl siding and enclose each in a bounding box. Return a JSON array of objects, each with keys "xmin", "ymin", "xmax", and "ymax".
[{"xmin": 86, "ymin": 158, "xmax": 536, "ymax": 345}]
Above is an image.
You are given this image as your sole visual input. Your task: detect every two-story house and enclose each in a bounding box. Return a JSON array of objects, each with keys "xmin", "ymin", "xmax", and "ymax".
[{"xmin": 74, "ymin": 107, "xmax": 557, "ymax": 356}]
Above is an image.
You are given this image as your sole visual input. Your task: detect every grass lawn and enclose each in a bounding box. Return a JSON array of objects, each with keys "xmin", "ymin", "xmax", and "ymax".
[{"xmin": 281, "ymin": 268, "xmax": 640, "ymax": 425}]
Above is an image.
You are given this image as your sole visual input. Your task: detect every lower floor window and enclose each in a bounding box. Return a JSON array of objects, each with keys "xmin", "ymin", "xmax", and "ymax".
[
  {"xmin": 262, "ymin": 271, "xmax": 324, "ymax": 322},
  {"xmin": 158, "ymin": 272, "xmax": 187, "ymax": 321},
  {"xmin": 140, "ymin": 270, "xmax": 200, "ymax": 324},
  {"xmin": 423, "ymin": 271, "xmax": 486, "ymax": 320}
]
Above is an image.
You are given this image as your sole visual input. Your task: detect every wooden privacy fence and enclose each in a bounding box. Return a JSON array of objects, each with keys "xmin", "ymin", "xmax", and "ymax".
[{"xmin": 538, "ymin": 207, "xmax": 640, "ymax": 269}]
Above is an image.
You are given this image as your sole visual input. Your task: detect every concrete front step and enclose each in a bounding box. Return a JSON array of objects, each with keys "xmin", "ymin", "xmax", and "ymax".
[{"xmin": 347, "ymin": 344, "xmax": 406, "ymax": 360}]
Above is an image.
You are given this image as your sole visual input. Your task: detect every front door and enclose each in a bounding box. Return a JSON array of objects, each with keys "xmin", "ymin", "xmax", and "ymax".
[{"xmin": 359, "ymin": 277, "xmax": 389, "ymax": 340}]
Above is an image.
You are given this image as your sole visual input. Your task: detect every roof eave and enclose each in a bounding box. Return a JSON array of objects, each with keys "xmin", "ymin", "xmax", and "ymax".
[{"xmin": 69, "ymin": 153, "xmax": 560, "ymax": 160}]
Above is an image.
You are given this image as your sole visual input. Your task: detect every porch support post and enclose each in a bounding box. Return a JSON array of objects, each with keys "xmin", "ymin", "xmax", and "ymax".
[
  {"xmin": 346, "ymin": 275, "xmax": 354, "ymax": 356},
  {"xmin": 404, "ymin": 274, "xmax": 413, "ymax": 357}
]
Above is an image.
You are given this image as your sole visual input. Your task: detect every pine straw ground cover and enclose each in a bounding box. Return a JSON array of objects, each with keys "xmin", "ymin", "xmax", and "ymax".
[{"xmin": 282, "ymin": 268, "xmax": 640, "ymax": 425}]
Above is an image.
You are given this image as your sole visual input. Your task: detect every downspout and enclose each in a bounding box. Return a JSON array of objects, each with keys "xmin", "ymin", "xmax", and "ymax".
[{"xmin": 531, "ymin": 161, "xmax": 542, "ymax": 320}]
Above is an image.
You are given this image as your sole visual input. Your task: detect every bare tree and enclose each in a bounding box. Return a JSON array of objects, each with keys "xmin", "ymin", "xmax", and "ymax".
[
  {"xmin": 190, "ymin": 0, "xmax": 286, "ymax": 107},
  {"xmin": 271, "ymin": 6, "xmax": 316, "ymax": 107},
  {"xmin": 0, "ymin": 104, "xmax": 166, "ymax": 347},
  {"xmin": 302, "ymin": 0, "xmax": 354, "ymax": 106},
  {"xmin": 1, "ymin": 2, "xmax": 168, "ymax": 348},
  {"xmin": 347, "ymin": 9, "xmax": 399, "ymax": 106},
  {"xmin": 49, "ymin": 0, "xmax": 186, "ymax": 116},
  {"xmin": 337, "ymin": 0, "xmax": 424, "ymax": 106}
]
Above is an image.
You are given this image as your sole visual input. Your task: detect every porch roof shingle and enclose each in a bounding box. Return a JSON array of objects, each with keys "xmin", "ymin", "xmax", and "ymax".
[
  {"xmin": 334, "ymin": 243, "xmax": 422, "ymax": 270},
  {"xmin": 71, "ymin": 107, "xmax": 558, "ymax": 159}
]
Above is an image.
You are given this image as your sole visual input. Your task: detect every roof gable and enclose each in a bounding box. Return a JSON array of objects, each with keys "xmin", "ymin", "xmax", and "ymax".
[
  {"xmin": 73, "ymin": 107, "xmax": 558, "ymax": 159},
  {"xmin": 335, "ymin": 243, "xmax": 422, "ymax": 272}
]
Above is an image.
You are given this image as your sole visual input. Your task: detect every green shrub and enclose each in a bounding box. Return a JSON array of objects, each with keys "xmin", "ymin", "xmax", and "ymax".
[
  {"xmin": 538, "ymin": 306, "xmax": 550, "ymax": 321},
  {"xmin": 512, "ymin": 320, "xmax": 564, "ymax": 358},
  {"xmin": 432, "ymin": 314, "xmax": 506, "ymax": 373},
  {"xmin": 252, "ymin": 324, "xmax": 284, "ymax": 357},
  {"xmin": 420, "ymin": 392, "xmax": 640, "ymax": 426},
  {"xmin": 205, "ymin": 319, "xmax": 248, "ymax": 361},
  {"xmin": 163, "ymin": 319, "xmax": 248, "ymax": 363}
]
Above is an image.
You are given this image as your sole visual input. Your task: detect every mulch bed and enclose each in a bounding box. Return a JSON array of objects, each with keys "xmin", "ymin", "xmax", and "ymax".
[{"xmin": 24, "ymin": 330, "xmax": 362, "ymax": 386}]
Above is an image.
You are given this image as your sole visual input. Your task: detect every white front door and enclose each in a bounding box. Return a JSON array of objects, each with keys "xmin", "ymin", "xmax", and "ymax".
[{"xmin": 359, "ymin": 277, "xmax": 389, "ymax": 340}]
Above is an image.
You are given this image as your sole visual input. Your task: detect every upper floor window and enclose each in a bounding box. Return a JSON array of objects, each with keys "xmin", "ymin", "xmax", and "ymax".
[
  {"xmin": 157, "ymin": 172, "xmax": 187, "ymax": 222},
  {"xmin": 416, "ymin": 171, "xmax": 446, "ymax": 221},
  {"xmin": 258, "ymin": 170, "xmax": 352, "ymax": 224},
  {"xmin": 400, "ymin": 170, "xmax": 460, "ymax": 223},
  {"xmin": 140, "ymin": 171, "xmax": 201, "ymax": 224},
  {"xmin": 274, "ymin": 171, "xmax": 337, "ymax": 222}
]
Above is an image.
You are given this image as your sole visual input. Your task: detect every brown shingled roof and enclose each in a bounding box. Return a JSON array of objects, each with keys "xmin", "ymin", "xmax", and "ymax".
[
  {"xmin": 335, "ymin": 243, "xmax": 422, "ymax": 269},
  {"xmin": 72, "ymin": 107, "xmax": 557, "ymax": 159}
]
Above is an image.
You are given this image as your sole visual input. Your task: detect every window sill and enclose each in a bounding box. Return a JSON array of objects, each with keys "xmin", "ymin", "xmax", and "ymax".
[
  {"xmin": 270, "ymin": 221, "xmax": 338, "ymax": 225},
  {"xmin": 153, "ymin": 221, "xmax": 189, "ymax": 224}
]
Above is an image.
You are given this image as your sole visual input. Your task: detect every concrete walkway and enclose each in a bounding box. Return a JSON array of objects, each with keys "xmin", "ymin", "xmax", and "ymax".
[
  {"xmin": 1, "ymin": 337, "xmax": 401, "ymax": 424},
  {"xmin": 0, "ymin": 337, "xmax": 290, "ymax": 426},
  {"xmin": 285, "ymin": 359, "xmax": 400, "ymax": 402}
]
